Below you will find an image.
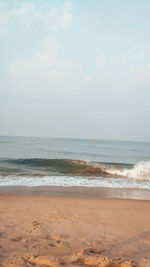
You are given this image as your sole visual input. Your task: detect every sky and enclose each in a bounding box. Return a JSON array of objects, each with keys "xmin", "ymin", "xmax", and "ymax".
[{"xmin": 0, "ymin": 0, "xmax": 150, "ymax": 141}]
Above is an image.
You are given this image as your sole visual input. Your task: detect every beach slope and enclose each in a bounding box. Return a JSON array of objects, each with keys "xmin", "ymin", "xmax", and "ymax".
[{"xmin": 0, "ymin": 195, "xmax": 150, "ymax": 266}]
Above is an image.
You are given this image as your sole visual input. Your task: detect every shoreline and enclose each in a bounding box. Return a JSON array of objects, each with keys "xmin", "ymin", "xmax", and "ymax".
[{"xmin": 0, "ymin": 185, "xmax": 150, "ymax": 200}]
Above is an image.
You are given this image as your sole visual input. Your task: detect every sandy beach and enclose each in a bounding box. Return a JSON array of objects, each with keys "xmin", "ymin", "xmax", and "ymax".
[
  {"xmin": 1, "ymin": 0, "xmax": 150, "ymax": 264},
  {"xmin": 0, "ymin": 192, "xmax": 150, "ymax": 266}
]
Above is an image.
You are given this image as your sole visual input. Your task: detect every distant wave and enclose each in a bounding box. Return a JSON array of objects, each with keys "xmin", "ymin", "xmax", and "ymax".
[{"xmin": 0, "ymin": 158, "xmax": 150, "ymax": 180}]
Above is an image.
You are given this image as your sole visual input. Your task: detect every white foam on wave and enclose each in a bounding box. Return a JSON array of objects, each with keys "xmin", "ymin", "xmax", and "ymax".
[
  {"xmin": 106, "ymin": 161, "xmax": 150, "ymax": 179},
  {"xmin": 0, "ymin": 174, "xmax": 150, "ymax": 189}
]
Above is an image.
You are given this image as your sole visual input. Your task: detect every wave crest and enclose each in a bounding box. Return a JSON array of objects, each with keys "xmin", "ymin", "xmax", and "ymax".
[{"xmin": 106, "ymin": 161, "xmax": 150, "ymax": 179}]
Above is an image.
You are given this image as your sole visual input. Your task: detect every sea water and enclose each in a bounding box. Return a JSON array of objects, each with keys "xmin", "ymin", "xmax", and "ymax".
[{"xmin": 0, "ymin": 136, "xmax": 150, "ymax": 189}]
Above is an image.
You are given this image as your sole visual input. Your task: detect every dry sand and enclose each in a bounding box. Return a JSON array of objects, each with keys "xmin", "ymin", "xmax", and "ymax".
[{"xmin": 0, "ymin": 194, "xmax": 150, "ymax": 266}]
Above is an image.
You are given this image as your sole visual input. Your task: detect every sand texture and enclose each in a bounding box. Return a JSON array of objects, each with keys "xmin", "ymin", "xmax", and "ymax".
[{"xmin": 0, "ymin": 195, "xmax": 150, "ymax": 266}]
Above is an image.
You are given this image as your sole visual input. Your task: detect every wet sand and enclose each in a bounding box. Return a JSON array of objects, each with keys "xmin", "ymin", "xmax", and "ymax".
[
  {"xmin": 0, "ymin": 193, "xmax": 150, "ymax": 266},
  {"xmin": 0, "ymin": 186, "xmax": 150, "ymax": 200}
]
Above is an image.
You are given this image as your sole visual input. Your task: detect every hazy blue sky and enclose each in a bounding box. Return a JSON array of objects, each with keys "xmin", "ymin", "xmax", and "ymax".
[{"xmin": 0, "ymin": 0, "xmax": 150, "ymax": 141}]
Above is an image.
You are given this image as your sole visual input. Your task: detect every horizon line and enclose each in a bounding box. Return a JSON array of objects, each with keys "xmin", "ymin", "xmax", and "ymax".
[{"xmin": 0, "ymin": 134, "xmax": 149, "ymax": 143}]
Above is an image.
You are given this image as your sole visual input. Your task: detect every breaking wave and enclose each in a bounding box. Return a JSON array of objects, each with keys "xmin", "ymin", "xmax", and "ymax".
[
  {"xmin": 106, "ymin": 161, "xmax": 150, "ymax": 179},
  {"xmin": 0, "ymin": 158, "xmax": 150, "ymax": 180}
]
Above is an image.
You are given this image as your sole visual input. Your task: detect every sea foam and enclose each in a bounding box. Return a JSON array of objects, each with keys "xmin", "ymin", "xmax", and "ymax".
[{"xmin": 105, "ymin": 161, "xmax": 150, "ymax": 179}]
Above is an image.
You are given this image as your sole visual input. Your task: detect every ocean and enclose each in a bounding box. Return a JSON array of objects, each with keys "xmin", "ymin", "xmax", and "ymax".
[{"xmin": 0, "ymin": 136, "xmax": 150, "ymax": 189}]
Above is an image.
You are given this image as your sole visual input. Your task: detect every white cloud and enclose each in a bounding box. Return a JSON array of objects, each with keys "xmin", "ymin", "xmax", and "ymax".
[
  {"xmin": 8, "ymin": 38, "xmax": 61, "ymax": 91},
  {"xmin": 97, "ymin": 55, "xmax": 106, "ymax": 66},
  {"xmin": 9, "ymin": 40, "xmax": 59, "ymax": 71},
  {"xmin": 8, "ymin": 38, "xmax": 83, "ymax": 92},
  {"xmin": 59, "ymin": 1, "xmax": 73, "ymax": 30},
  {"xmin": 8, "ymin": 43, "xmax": 150, "ymax": 96},
  {"xmin": 0, "ymin": 2, "xmax": 40, "ymax": 33},
  {"xmin": 0, "ymin": 1, "xmax": 73, "ymax": 34},
  {"xmin": 146, "ymin": 63, "xmax": 150, "ymax": 69},
  {"xmin": 95, "ymin": 49, "xmax": 150, "ymax": 93},
  {"xmin": 108, "ymin": 48, "xmax": 150, "ymax": 67},
  {"xmin": 82, "ymin": 76, "xmax": 91, "ymax": 83}
]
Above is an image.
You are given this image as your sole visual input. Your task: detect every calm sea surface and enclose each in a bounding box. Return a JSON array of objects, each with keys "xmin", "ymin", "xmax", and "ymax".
[{"xmin": 0, "ymin": 136, "xmax": 150, "ymax": 189}]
